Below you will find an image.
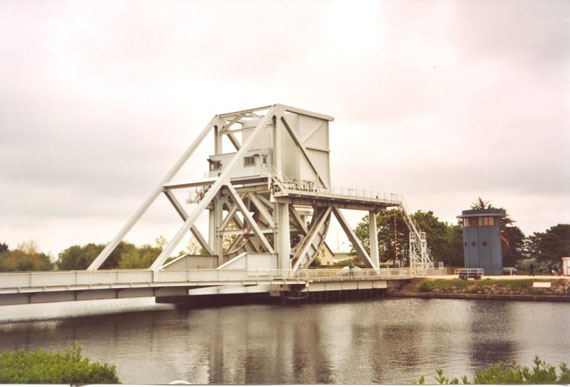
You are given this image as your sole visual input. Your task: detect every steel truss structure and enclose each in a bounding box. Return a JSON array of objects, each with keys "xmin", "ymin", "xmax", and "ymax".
[{"xmin": 88, "ymin": 104, "xmax": 432, "ymax": 274}]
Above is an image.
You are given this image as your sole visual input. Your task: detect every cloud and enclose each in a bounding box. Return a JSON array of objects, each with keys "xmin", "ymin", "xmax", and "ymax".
[{"xmin": 0, "ymin": 0, "xmax": 568, "ymax": 254}]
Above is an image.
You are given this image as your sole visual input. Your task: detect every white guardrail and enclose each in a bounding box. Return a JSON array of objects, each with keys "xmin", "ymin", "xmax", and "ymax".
[
  {"xmin": 0, "ymin": 267, "xmax": 447, "ymax": 292},
  {"xmin": 276, "ymin": 180, "xmax": 403, "ymax": 204},
  {"xmin": 248, "ymin": 268, "xmax": 424, "ymax": 279}
]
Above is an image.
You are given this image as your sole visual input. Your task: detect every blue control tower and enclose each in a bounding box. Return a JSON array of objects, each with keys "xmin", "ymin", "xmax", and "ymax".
[{"xmin": 457, "ymin": 209, "xmax": 506, "ymax": 275}]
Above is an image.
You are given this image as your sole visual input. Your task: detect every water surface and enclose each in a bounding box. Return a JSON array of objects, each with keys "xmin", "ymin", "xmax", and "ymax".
[{"xmin": 0, "ymin": 298, "xmax": 568, "ymax": 384}]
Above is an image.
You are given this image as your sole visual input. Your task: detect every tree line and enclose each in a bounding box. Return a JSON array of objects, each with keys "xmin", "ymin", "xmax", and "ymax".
[
  {"xmin": 1, "ymin": 197, "xmax": 569, "ymax": 272},
  {"xmin": 0, "ymin": 237, "xmax": 169, "ymax": 272},
  {"xmin": 353, "ymin": 198, "xmax": 569, "ymax": 271}
]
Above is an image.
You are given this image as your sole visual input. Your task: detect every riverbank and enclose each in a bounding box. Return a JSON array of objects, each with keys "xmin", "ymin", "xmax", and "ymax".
[{"xmin": 387, "ymin": 276, "xmax": 570, "ymax": 302}]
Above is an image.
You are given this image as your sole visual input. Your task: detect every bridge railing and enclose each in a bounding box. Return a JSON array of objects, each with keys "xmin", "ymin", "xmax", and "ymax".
[
  {"xmin": 271, "ymin": 175, "xmax": 403, "ymax": 205},
  {"xmin": 0, "ymin": 269, "xmax": 252, "ymax": 290},
  {"xmin": 247, "ymin": 267, "xmax": 422, "ymax": 280},
  {"xmin": 0, "ymin": 270, "xmax": 155, "ymax": 290}
]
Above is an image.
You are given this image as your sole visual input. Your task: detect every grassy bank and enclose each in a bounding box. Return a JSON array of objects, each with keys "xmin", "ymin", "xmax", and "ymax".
[{"xmin": 407, "ymin": 278, "xmax": 569, "ymax": 296}]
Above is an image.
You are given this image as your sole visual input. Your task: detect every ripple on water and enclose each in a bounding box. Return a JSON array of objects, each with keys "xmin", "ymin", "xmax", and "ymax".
[{"xmin": 0, "ymin": 298, "xmax": 568, "ymax": 384}]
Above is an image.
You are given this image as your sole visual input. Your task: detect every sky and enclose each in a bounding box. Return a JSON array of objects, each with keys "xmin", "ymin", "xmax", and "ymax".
[{"xmin": 1, "ymin": 0, "xmax": 569, "ymax": 257}]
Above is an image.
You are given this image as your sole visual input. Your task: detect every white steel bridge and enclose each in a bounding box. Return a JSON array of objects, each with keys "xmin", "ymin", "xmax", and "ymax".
[{"xmin": 0, "ymin": 105, "xmax": 444, "ymax": 307}]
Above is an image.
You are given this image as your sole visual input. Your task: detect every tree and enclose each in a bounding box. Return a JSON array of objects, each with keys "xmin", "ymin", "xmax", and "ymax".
[
  {"xmin": 154, "ymin": 235, "xmax": 168, "ymax": 249},
  {"xmin": 411, "ymin": 210, "xmax": 456, "ymax": 265},
  {"xmin": 117, "ymin": 244, "xmax": 141, "ymax": 269},
  {"xmin": 471, "ymin": 197, "xmax": 493, "ymax": 210},
  {"xmin": 528, "ymin": 224, "xmax": 570, "ymax": 265},
  {"xmin": 0, "ymin": 240, "xmax": 53, "ymax": 272},
  {"xmin": 0, "ymin": 242, "xmax": 8, "ymax": 254},
  {"xmin": 57, "ymin": 242, "xmax": 135, "ymax": 270},
  {"xmin": 354, "ymin": 209, "xmax": 460, "ymax": 265},
  {"xmin": 186, "ymin": 236, "xmax": 202, "ymax": 255},
  {"xmin": 0, "ymin": 244, "xmax": 10, "ymax": 270},
  {"xmin": 354, "ymin": 209, "xmax": 407, "ymax": 263},
  {"xmin": 118, "ymin": 243, "xmax": 162, "ymax": 269},
  {"xmin": 138, "ymin": 244, "xmax": 162, "ymax": 267},
  {"xmin": 444, "ymin": 223, "xmax": 464, "ymax": 267},
  {"xmin": 502, "ymin": 225, "xmax": 526, "ymax": 267},
  {"xmin": 57, "ymin": 244, "xmax": 104, "ymax": 270}
]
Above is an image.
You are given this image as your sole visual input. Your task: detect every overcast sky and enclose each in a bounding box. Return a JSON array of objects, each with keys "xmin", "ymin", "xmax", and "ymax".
[{"xmin": 1, "ymin": 0, "xmax": 569, "ymax": 257}]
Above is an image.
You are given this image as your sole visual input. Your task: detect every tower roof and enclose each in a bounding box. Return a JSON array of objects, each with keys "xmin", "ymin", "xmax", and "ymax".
[{"xmin": 457, "ymin": 209, "xmax": 506, "ymax": 218}]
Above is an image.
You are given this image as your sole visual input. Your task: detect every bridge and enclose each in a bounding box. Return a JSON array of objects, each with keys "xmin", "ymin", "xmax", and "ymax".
[
  {"xmin": 1, "ymin": 104, "xmax": 443, "ymax": 308},
  {"xmin": 0, "ymin": 267, "xmax": 446, "ymax": 306}
]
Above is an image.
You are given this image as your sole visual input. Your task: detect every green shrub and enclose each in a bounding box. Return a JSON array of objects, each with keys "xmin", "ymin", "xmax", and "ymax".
[
  {"xmin": 418, "ymin": 356, "xmax": 570, "ymax": 384},
  {"xmin": 0, "ymin": 341, "xmax": 120, "ymax": 384},
  {"xmin": 418, "ymin": 281, "xmax": 435, "ymax": 292}
]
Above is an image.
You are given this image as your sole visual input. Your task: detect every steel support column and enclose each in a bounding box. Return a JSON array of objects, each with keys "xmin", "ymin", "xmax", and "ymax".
[
  {"xmin": 214, "ymin": 198, "xmax": 223, "ymax": 266},
  {"xmin": 209, "ymin": 208, "xmax": 217, "ymax": 253},
  {"xmin": 369, "ymin": 211, "xmax": 380, "ymax": 270},
  {"xmin": 277, "ymin": 203, "xmax": 291, "ymax": 270}
]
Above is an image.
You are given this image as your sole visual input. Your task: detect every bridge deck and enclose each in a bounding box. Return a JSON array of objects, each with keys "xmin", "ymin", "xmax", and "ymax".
[{"xmin": 0, "ymin": 268, "xmax": 445, "ymax": 306}]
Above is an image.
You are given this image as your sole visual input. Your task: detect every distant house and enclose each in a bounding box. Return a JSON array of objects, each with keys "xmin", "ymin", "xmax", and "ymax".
[
  {"xmin": 316, "ymin": 242, "xmax": 335, "ymax": 266},
  {"xmin": 332, "ymin": 251, "xmax": 354, "ymax": 265}
]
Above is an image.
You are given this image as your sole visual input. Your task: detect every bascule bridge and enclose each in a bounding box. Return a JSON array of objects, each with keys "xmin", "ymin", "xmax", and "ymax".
[
  {"xmin": 88, "ymin": 104, "xmax": 432, "ymax": 274},
  {"xmin": 0, "ymin": 104, "xmax": 439, "ymax": 306}
]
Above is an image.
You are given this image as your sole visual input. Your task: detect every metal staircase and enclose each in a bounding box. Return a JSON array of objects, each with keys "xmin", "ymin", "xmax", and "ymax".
[{"xmin": 398, "ymin": 198, "xmax": 433, "ymax": 273}]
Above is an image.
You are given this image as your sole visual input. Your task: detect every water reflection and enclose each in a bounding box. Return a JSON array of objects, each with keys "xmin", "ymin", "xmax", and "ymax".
[
  {"xmin": 467, "ymin": 301, "xmax": 518, "ymax": 372},
  {"xmin": 0, "ymin": 299, "xmax": 568, "ymax": 384}
]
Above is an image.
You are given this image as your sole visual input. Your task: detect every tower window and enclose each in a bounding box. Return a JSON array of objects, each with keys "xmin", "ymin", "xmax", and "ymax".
[
  {"xmin": 209, "ymin": 160, "xmax": 221, "ymax": 171},
  {"xmin": 244, "ymin": 156, "xmax": 256, "ymax": 166}
]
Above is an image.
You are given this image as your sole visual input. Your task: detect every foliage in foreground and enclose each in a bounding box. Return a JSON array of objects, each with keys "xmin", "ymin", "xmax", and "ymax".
[
  {"xmin": 418, "ymin": 356, "xmax": 570, "ymax": 384},
  {"xmin": 0, "ymin": 341, "xmax": 120, "ymax": 384}
]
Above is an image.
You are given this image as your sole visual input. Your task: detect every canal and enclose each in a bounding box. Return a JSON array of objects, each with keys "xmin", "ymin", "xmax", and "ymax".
[{"xmin": 0, "ymin": 298, "xmax": 568, "ymax": 384}]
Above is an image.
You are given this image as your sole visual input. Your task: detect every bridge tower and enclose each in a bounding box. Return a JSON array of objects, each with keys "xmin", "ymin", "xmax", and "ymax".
[{"xmin": 87, "ymin": 104, "xmax": 432, "ymax": 274}]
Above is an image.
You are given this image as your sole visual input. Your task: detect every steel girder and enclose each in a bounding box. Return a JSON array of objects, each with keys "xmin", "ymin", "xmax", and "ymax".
[{"xmin": 88, "ymin": 104, "xmax": 427, "ymax": 275}]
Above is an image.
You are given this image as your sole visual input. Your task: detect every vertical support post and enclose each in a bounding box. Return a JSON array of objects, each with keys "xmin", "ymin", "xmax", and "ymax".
[
  {"xmin": 273, "ymin": 202, "xmax": 280, "ymax": 266},
  {"xmin": 273, "ymin": 115, "xmax": 282, "ymax": 178},
  {"xmin": 209, "ymin": 206, "xmax": 217, "ymax": 253},
  {"xmin": 394, "ymin": 211, "xmax": 398, "ymax": 267},
  {"xmin": 214, "ymin": 125, "xmax": 222, "ymax": 154},
  {"xmin": 277, "ymin": 203, "xmax": 290, "ymax": 270},
  {"xmin": 369, "ymin": 211, "xmax": 379, "ymax": 270},
  {"xmin": 215, "ymin": 197, "xmax": 223, "ymax": 266}
]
